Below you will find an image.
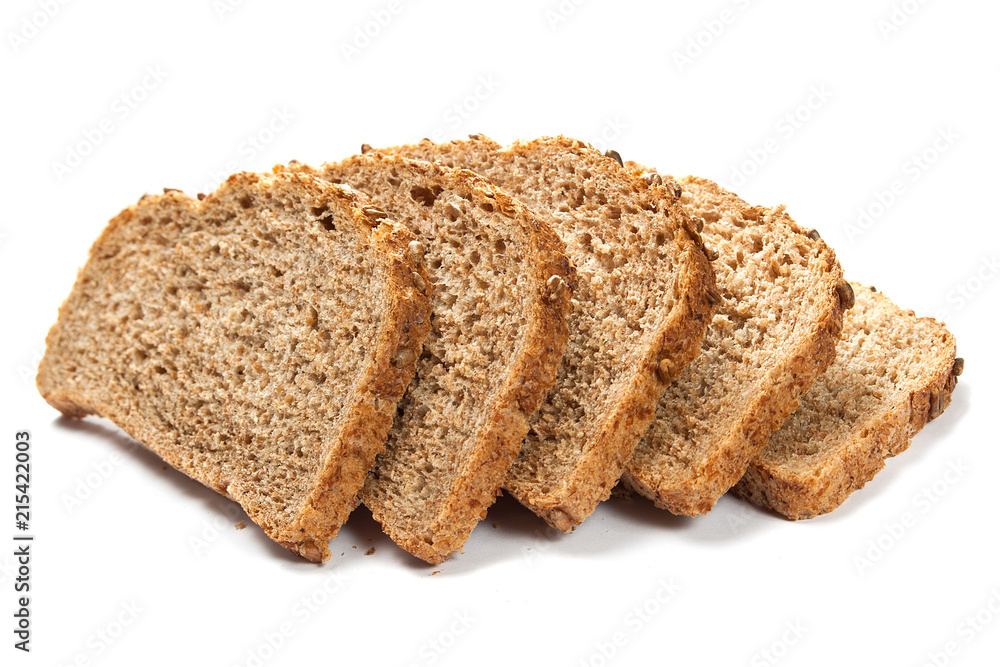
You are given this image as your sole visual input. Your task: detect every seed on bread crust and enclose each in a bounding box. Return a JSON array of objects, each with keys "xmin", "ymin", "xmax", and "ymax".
[
  {"xmin": 704, "ymin": 245, "xmax": 720, "ymax": 261},
  {"xmin": 408, "ymin": 241, "xmax": 426, "ymax": 264},
  {"xmin": 411, "ymin": 272, "xmax": 427, "ymax": 293},
  {"xmin": 836, "ymin": 280, "xmax": 856, "ymax": 309},
  {"xmin": 952, "ymin": 357, "xmax": 965, "ymax": 377},
  {"xmin": 394, "ymin": 348, "xmax": 416, "ymax": 367},
  {"xmin": 656, "ymin": 358, "xmax": 674, "ymax": 384},
  {"xmin": 706, "ymin": 285, "xmax": 723, "ymax": 306},
  {"xmin": 604, "ymin": 149, "xmax": 624, "ymax": 167},
  {"xmin": 546, "ymin": 275, "xmax": 567, "ymax": 302},
  {"xmin": 362, "ymin": 205, "xmax": 388, "ymax": 223},
  {"xmin": 361, "ymin": 143, "xmax": 373, "ymax": 154},
  {"xmin": 807, "ymin": 228, "xmax": 822, "ymax": 241},
  {"xmin": 643, "ymin": 172, "xmax": 663, "ymax": 186}
]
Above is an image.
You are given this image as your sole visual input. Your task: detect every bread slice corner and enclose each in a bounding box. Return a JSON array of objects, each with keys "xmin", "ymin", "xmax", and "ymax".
[
  {"xmin": 732, "ymin": 282, "xmax": 962, "ymax": 519},
  {"xmin": 37, "ymin": 171, "xmax": 433, "ymax": 561},
  {"xmin": 622, "ymin": 174, "xmax": 849, "ymax": 517}
]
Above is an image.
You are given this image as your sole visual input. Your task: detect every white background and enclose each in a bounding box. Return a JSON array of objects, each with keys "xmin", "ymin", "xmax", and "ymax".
[{"xmin": 2, "ymin": 1, "xmax": 997, "ymax": 665}]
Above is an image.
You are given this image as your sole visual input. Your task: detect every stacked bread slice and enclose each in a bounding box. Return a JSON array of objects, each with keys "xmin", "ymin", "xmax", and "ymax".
[
  {"xmin": 379, "ymin": 136, "xmax": 717, "ymax": 531},
  {"xmin": 37, "ymin": 172, "xmax": 434, "ymax": 562},
  {"xmin": 37, "ymin": 135, "xmax": 962, "ymax": 564}
]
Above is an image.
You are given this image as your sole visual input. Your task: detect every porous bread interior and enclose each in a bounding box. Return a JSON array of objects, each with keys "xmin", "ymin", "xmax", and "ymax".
[
  {"xmin": 387, "ymin": 139, "xmax": 690, "ymax": 501},
  {"xmin": 316, "ymin": 159, "xmax": 539, "ymax": 542},
  {"xmin": 39, "ymin": 177, "xmax": 386, "ymax": 536},
  {"xmin": 759, "ymin": 284, "xmax": 955, "ymax": 475},
  {"xmin": 628, "ymin": 177, "xmax": 836, "ymax": 504}
]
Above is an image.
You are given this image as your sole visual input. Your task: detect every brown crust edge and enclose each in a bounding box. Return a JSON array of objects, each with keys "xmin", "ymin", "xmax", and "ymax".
[
  {"xmin": 308, "ymin": 155, "xmax": 574, "ymax": 564},
  {"xmin": 389, "ymin": 169, "xmax": 574, "ymax": 563},
  {"xmin": 275, "ymin": 186, "xmax": 433, "ymax": 561},
  {"xmin": 730, "ymin": 286, "xmax": 961, "ymax": 520},
  {"xmin": 619, "ymin": 176, "xmax": 848, "ymax": 517},
  {"xmin": 371, "ymin": 137, "xmax": 716, "ymax": 532},
  {"xmin": 511, "ymin": 199, "xmax": 717, "ymax": 531},
  {"xmin": 38, "ymin": 173, "xmax": 433, "ymax": 563}
]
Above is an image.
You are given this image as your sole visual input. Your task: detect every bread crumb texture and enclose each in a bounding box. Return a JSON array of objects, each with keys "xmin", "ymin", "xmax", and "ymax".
[
  {"xmin": 624, "ymin": 175, "xmax": 844, "ymax": 517},
  {"xmin": 733, "ymin": 283, "xmax": 960, "ymax": 518},
  {"xmin": 383, "ymin": 136, "xmax": 715, "ymax": 531},
  {"xmin": 280, "ymin": 153, "xmax": 572, "ymax": 563},
  {"xmin": 36, "ymin": 172, "xmax": 432, "ymax": 562}
]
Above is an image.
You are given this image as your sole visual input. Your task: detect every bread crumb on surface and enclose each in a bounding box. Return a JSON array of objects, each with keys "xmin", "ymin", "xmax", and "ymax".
[
  {"xmin": 365, "ymin": 547, "xmax": 376, "ymax": 556},
  {"xmin": 234, "ymin": 521, "xmax": 246, "ymax": 530}
]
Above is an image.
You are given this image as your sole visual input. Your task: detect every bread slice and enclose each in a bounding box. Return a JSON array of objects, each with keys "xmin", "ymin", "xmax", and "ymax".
[
  {"xmin": 36, "ymin": 172, "xmax": 432, "ymax": 562},
  {"xmin": 621, "ymin": 174, "xmax": 848, "ymax": 516},
  {"xmin": 378, "ymin": 136, "xmax": 716, "ymax": 531},
  {"xmin": 278, "ymin": 153, "xmax": 573, "ymax": 563},
  {"xmin": 732, "ymin": 283, "xmax": 962, "ymax": 518}
]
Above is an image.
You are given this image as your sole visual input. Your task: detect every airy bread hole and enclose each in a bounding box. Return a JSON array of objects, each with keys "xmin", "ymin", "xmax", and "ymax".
[{"xmin": 410, "ymin": 185, "xmax": 443, "ymax": 207}]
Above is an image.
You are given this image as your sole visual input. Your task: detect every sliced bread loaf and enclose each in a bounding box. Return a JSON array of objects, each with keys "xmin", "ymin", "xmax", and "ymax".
[
  {"xmin": 279, "ymin": 153, "xmax": 573, "ymax": 563},
  {"xmin": 621, "ymin": 174, "xmax": 849, "ymax": 516},
  {"xmin": 732, "ymin": 283, "xmax": 962, "ymax": 519},
  {"xmin": 379, "ymin": 136, "xmax": 716, "ymax": 531},
  {"xmin": 36, "ymin": 172, "xmax": 433, "ymax": 562}
]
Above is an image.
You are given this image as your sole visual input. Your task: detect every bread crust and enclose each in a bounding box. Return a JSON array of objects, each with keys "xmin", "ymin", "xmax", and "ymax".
[
  {"xmin": 381, "ymin": 136, "xmax": 716, "ymax": 531},
  {"xmin": 37, "ymin": 172, "xmax": 433, "ymax": 562},
  {"xmin": 731, "ymin": 284, "xmax": 961, "ymax": 519},
  {"xmin": 621, "ymin": 175, "xmax": 847, "ymax": 516},
  {"xmin": 281, "ymin": 155, "xmax": 573, "ymax": 563},
  {"xmin": 518, "ymin": 184, "xmax": 716, "ymax": 531}
]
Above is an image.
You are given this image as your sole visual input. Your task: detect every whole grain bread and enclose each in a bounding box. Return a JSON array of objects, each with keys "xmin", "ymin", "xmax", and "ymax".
[
  {"xmin": 279, "ymin": 153, "xmax": 573, "ymax": 563},
  {"xmin": 379, "ymin": 136, "xmax": 716, "ymax": 531},
  {"xmin": 621, "ymin": 174, "xmax": 848, "ymax": 516},
  {"xmin": 732, "ymin": 283, "xmax": 962, "ymax": 518},
  {"xmin": 36, "ymin": 172, "xmax": 432, "ymax": 562}
]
